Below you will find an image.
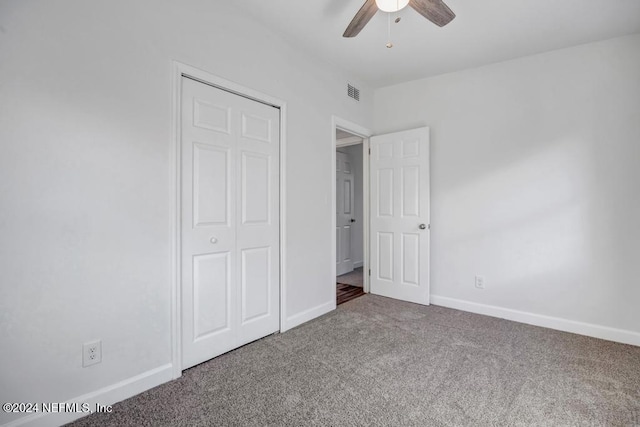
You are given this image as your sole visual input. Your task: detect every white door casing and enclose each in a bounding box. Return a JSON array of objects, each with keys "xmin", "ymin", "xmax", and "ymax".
[
  {"xmin": 336, "ymin": 151, "xmax": 355, "ymax": 276},
  {"xmin": 181, "ymin": 77, "xmax": 280, "ymax": 369},
  {"xmin": 369, "ymin": 127, "xmax": 430, "ymax": 305}
]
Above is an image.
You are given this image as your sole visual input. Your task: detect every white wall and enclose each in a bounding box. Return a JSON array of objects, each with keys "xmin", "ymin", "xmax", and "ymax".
[
  {"xmin": 0, "ymin": 1, "xmax": 371, "ymax": 425},
  {"xmin": 374, "ymin": 34, "xmax": 640, "ymax": 341}
]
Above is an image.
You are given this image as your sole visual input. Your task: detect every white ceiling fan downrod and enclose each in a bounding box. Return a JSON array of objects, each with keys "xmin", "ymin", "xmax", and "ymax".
[
  {"xmin": 386, "ymin": 13, "xmax": 393, "ymax": 48},
  {"xmin": 382, "ymin": 0, "xmax": 405, "ymax": 48}
]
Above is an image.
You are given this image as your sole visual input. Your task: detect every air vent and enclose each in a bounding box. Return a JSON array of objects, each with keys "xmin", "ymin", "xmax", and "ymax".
[{"xmin": 347, "ymin": 84, "xmax": 360, "ymax": 102}]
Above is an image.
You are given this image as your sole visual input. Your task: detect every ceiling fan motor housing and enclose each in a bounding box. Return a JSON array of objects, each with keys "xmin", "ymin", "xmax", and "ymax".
[{"xmin": 375, "ymin": 0, "xmax": 410, "ymax": 13}]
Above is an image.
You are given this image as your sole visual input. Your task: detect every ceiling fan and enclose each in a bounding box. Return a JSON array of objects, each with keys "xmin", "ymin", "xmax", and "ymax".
[{"xmin": 343, "ymin": 0, "xmax": 455, "ymax": 38}]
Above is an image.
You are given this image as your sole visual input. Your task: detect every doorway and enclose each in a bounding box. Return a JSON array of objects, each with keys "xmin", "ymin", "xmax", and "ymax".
[
  {"xmin": 336, "ymin": 129, "xmax": 366, "ymax": 305},
  {"xmin": 331, "ymin": 117, "xmax": 431, "ymax": 310}
]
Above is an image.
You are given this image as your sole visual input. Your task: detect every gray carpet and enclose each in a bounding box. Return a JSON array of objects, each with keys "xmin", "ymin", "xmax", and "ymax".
[
  {"xmin": 69, "ymin": 295, "xmax": 640, "ymax": 426},
  {"xmin": 337, "ymin": 267, "xmax": 364, "ymax": 287}
]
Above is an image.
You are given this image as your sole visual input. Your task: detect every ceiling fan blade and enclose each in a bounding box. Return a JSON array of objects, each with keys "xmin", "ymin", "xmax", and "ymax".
[
  {"xmin": 343, "ymin": 0, "xmax": 378, "ymax": 38},
  {"xmin": 409, "ymin": 0, "xmax": 455, "ymax": 27}
]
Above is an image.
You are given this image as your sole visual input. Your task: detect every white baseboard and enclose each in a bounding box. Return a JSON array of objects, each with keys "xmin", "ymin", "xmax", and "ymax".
[
  {"xmin": 4, "ymin": 364, "xmax": 173, "ymax": 427},
  {"xmin": 353, "ymin": 261, "xmax": 364, "ymax": 269},
  {"xmin": 430, "ymin": 295, "xmax": 640, "ymax": 347},
  {"xmin": 283, "ymin": 300, "xmax": 335, "ymax": 332}
]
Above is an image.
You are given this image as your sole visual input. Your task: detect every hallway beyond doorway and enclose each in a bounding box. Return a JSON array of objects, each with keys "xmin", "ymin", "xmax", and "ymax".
[{"xmin": 337, "ymin": 267, "xmax": 364, "ymax": 305}]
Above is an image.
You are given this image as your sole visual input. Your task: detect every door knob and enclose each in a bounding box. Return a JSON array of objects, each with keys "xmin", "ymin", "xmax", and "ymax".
[
  {"xmin": 419, "ymin": 224, "xmax": 427, "ymax": 230},
  {"xmin": 350, "ymin": 218, "xmax": 356, "ymax": 223},
  {"xmin": 210, "ymin": 237, "xmax": 218, "ymax": 244}
]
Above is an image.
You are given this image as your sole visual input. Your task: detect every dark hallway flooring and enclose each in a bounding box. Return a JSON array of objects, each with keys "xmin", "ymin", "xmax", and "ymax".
[{"xmin": 337, "ymin": 267, "xmax": 364, "ymax": 305}]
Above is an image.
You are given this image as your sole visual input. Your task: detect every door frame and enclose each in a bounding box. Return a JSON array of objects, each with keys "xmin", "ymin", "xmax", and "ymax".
[
  {"xmin": 171, "ymin": 61, "xmax": 287, "ymax": 379},
  {"xmin": 332, "ymin": 116, "xmax": 373, "ymax": 295}
]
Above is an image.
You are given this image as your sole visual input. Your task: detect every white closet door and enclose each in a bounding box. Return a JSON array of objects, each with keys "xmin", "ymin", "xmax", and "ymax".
[
  {"xmin": 336, "ymin": 151, "xmax": 355, "ymax": 276},
  {"xmin": 369, "ymin": 127, "xmax": 430, "ymax": 305},
  {"xmin": 181, "ymin": 77, "xmax": 279, "ymax": 369}
]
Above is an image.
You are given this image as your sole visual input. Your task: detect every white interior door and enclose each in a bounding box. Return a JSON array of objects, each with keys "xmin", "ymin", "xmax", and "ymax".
[
  {"xmin": 336, "ymin": 151, "xmax": 355, "ymax": 276},
  {"xmin": 181, "ymin": 77, "xmax": 280, "ymax": 369},
  {"xmin": 369, "ymin": 127, "xmax": 430, "ymax": 305}
]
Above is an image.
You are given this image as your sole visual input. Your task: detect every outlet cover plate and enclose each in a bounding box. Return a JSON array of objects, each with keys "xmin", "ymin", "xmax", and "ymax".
[{"xmin": 83, "ymin": 340, "xmax": 102, "ymax": 367}]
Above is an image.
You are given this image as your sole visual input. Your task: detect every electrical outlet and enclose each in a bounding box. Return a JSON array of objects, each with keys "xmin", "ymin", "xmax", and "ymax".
[
  {"xmin": 83, "ymin": 340, "xmax": 102, "ymax": 367},
  {"xmin": 475, "ymin": 275, "xmax": 485, "ymax": 289}
]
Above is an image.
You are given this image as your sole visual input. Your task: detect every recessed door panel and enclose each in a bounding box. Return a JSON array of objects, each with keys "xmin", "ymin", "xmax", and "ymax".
[
  {"xmin": 193, "ymin": 143, "xmax": 229, "ymax": 227},
  {"xmin": 194, "ymin": 99, "xmax": 230, "ymax": 133},
  {"xmin": 241, "ymin": 247, "xmax": 271, "ymax": 323},
  {"xmin": 343, "ymin": 179, "xmax": 352, "ymax": 215},
  {"xmin": 342, "ymin": 226, "xmax": 352, "ymax": 263},
  {"xmin": 242, "ymin": 152, "xmax": 270, "ymax": 225},
  {"xmin": 377, "ymin": 232, "xmax": 394, "ymax": 281},
  {"xmin": 379, "ymin": 142, "xmax": 393, "ymax": 159},
  {"xmin": 242, "ymin": 113, "xmax": 271, "ymax": 143},
  {"xmin": 402, "ymin": 139, "xmax": 420, "ymax": 158},
  {"xmin": 377, "ymin": 168, "xmax": 394, "ymax": 217},
  {"xmin": 193, "ymin": 253, "xmax": 230, "ymax": 339},
  {"xmin": 402, "ymin": 166, "xmax": 420, "ymax": 218},
  {"xmin": 402, "ymin": 233, "xmax": 419, "ymax": 287},
  {"xmin": 344, "ymin": 161, "xmax": 352, "ymax": 174}
]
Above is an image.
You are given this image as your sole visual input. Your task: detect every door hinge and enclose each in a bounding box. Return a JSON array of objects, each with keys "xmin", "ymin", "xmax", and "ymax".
[
  {"xmin": 368, "ymin": 148, "xmax": 371, "ymax": 155},
  {"xmin": 368, "ymin": 269, "xmax": 371, "ymax": 276}
]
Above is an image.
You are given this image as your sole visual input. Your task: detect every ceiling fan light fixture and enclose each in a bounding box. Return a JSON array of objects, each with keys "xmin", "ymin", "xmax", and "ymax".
[{"xmin": 375, "ymin": 0, "xmax": 409, "ymax": 13}]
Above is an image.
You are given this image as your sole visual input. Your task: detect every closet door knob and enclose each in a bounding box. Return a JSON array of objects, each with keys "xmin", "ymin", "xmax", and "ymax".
[
  {"xmin": 210, "ymin": 237, "xmax": 218, "ymax": 244},
  {"xmin": 419, "ymin": 224, "xmax": 427, "ymax": 230}
]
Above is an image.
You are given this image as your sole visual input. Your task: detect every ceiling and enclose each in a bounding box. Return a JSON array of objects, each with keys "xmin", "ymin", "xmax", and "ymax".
[{"xmin": 229, "ymin": 0, "xmax": 640, "ymax": 88}]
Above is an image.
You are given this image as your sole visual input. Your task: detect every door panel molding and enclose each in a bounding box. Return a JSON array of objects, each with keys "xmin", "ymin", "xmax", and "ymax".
[{"xmin": 171, "ymin": 61, "xmax": 287, "ymax": 379}]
